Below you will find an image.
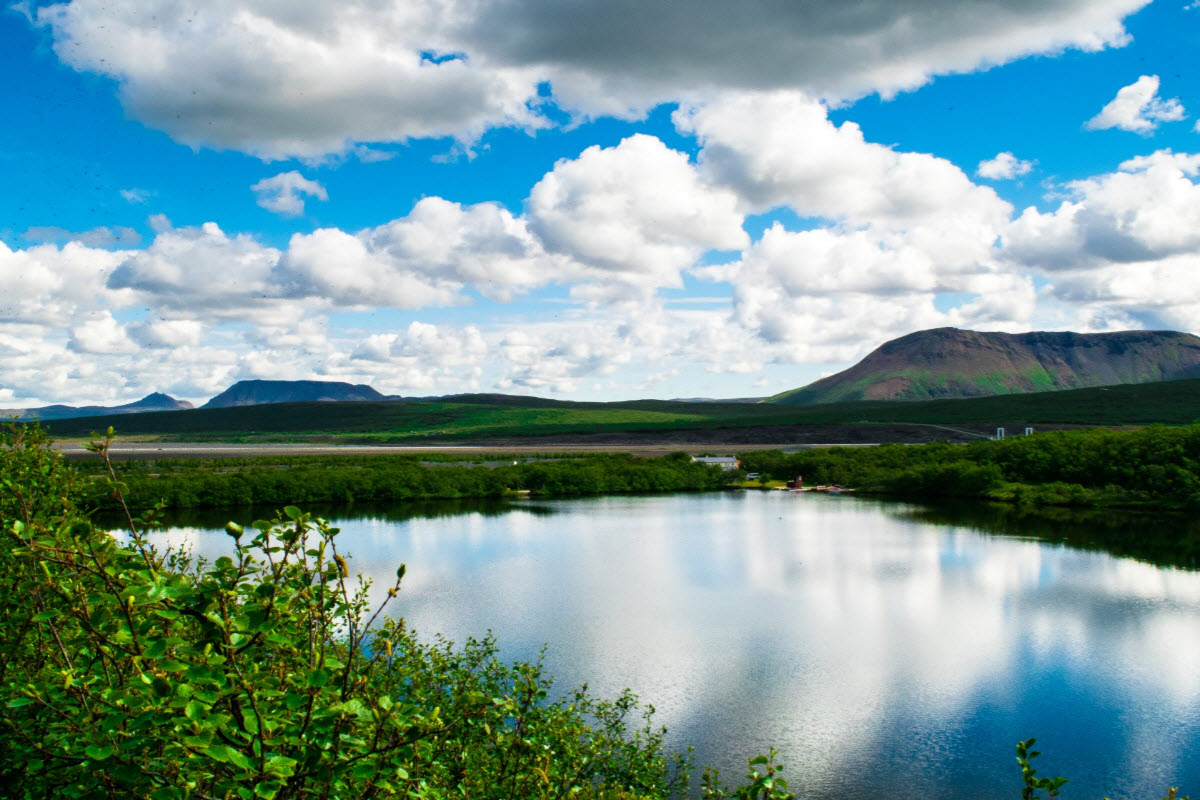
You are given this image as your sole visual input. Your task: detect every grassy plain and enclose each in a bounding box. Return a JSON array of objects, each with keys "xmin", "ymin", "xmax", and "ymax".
[{"xmin": 42, "ymin": 378, "xmax": 1200, "ymax": 444}]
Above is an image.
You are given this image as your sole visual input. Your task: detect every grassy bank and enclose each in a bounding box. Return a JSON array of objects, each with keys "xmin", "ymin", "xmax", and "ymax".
[{"xmin": 740, "ymin": 425, "xmax": 1200, "ymax": 510}]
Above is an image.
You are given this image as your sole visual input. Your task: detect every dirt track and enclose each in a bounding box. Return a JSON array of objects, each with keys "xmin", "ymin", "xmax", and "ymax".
[{"xmin": 51, "ymin": 421, "xmax": 1048, "ymax": 461}]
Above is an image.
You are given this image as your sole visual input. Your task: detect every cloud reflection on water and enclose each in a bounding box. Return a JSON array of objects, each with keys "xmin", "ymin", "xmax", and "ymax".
[{"xmin": 123, "ymin": 492, "xmax": 1200, "ymax": 800}]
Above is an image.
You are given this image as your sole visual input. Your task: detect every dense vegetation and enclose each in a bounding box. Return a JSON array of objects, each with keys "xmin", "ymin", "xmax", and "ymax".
[
  {"xmin": 0, "ymin": 424, "xmax": 797, "ymax": 799},
  {"xmin": 741, "ymin": 425, "xmax": 1200, "ymax": 509},
  {"xmin": 73, "ymin": 452, "xmax": 738, "ymax": 512},
  {"xmin": 41, "ymin": 378, "xmax": 1200, "ymax": 442}
]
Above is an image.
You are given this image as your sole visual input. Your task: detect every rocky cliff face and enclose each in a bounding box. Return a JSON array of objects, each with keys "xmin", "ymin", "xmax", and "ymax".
[
  {"xmin": 769, "ymin": 328, "xmax": 1200, "ymax": 405},
  {"xmin": 201, "ymin": 380, "xmax": 386, "ymax": 408}
]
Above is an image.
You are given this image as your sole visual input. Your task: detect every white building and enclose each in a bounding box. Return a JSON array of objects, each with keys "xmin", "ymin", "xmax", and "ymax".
[{"xmin": 691, "ymin": 456, "xmax": 740, "ymax": 471}]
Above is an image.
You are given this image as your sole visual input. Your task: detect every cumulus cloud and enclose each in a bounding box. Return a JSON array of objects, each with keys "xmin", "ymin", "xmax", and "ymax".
[
  {"xmin": 357, "ymin": 197, "xmax": 567, "ymax": 301},
  {"xmin": 528, "ymin": 134, "xmax": 747, "ymax": 296},
  {"xmin": 32, "ymin": 0, "xmax": 543, "ymax": 159},
  {"xmin": 1085, "ymin": 75, "xmax": 1187, "ymax": 134},
  {"xmin": 252, "ymin": 171, "xmax": 329, "ymax": 216},
  {"xmin": 1004, "ymin": 150, "xmax": 1200, "ymax": 329},
  {"xmin": 108, "ymin": 222, "xmax": 282, "ymax": 310},
  {"xmin": 672, "ymin": 91, "xmax": 1031, "ymax": 356},
  {"xmin": 131, "ymin": 319, "xmax": 206, "ymax": 348},
  {"xmin": 29, "ymin": 0, "xmax": 1148, "ymax": 158},
  {"xmin": 676, "ymin": 92, "xmax": 1011, "ymax": 233},
  {"xmin": 976, "ymin": 152, "xmax": 1034, "ymax": 180},
  {"xmin": 715, "ymin": 224, "xmax": 1036, "ymax": 363},
  {"xmin": 0, "ymin": 240, "xmax": 130, "ymax": 325},
  {"xmin": 1006, "ymin": 151, "xmax": 1200, "ymax": 270},
  {"xmin": 69, "ymin": 311, "xmax": 139, "ymax": 355},
  {"xmin": 281, "ymin": 227, "xmax": 463, "ymax": 310}
]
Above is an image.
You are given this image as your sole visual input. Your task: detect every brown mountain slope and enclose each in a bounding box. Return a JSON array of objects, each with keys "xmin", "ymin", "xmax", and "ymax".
[{"xmin": 768, "ymin": 328, "xmax": 1200, "ymax": 405}]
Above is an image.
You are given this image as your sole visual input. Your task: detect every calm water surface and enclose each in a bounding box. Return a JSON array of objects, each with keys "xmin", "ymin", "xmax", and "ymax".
[{"xmin": 137, "ymin": 492, "xmax": 1200, "ymax": 799}]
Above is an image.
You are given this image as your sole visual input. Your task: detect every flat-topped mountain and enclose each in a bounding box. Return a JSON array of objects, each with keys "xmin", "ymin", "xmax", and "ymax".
[
  {"xmin": 201, "ymin": 380, "xmax": 387, "ymax": 409},
  {"xmin": 769, "ymin": 328, "xmax": 1200, "ymax": 405},
  {"xmin": 4, "ymin": 392, "xmax": 193, "ymax": 421}
]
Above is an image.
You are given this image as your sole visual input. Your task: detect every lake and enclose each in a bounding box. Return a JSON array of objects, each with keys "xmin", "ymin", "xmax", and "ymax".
[{"xmin": 128, "ymin": 491, "xmax": 1200, "ymax": 799}]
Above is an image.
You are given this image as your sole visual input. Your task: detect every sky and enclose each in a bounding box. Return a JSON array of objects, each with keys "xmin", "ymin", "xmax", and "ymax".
[{"xmin": 2, "ymin": 0, "xmax": 1200, "ymax": 407}]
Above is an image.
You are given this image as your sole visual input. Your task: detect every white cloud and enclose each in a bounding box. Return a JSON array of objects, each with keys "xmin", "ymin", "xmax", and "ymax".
[
  {"xmin": 527, "ymin": 134, "xmax": 747, "ymax": 296},
  {"xmin": 252, "ymin": 171, "xmax": 329, "ymax": 216},
  {"xmin": 716, "ymin": 224, "xmax": 1035, "ymax": 363},
  {"xmin": 358, "ymin": 197, "xmax": 566, "ymax": 301},
  {"xmin": 1004, "ymin": 150, "xmax": 1200, "ymax": 329},
  {"xmin": 69, "ymin": 311, "xmax": 139, "ymax": 355},
  {"xmin": 131, "ymin": 319, "xmax": 206, "ymax": 348},
  {"xmin": 976, "ymin": 152, "xmax": 1034, "ymax": 180},
  {"xmin": 30, "ymin": 0, "xmax": 1149, "ymax": 159},
  {"xmin": 1085, "ymin": 75, "xmax": 1187, "ymax": 134},
  {"xmin": 673, "ymin": 91, "xmax": 1030, "ymax": 357},
  {"xmin": 100, "ymin": 199, "xmax": 561, "ymax": 314},
  {"xmin": 1006, "ymin": 151, "xmax": 1200, "ymax": 270},
  {"xmin": 280, "ymin": 227, "xmax": 464, "ymax": 310},
  {"xmin": 675, "ymin": 92, "xmax": 1011, "ymax": 233},
  {"xmin": 348, "ymin": 322, "xmax": 488, "ymax": 391},
  {"xmin": 33, "ymin": 0, "xmax": 544, "ymax": 160},
  {"xmin": 0, "ymin": 240, "xmax": 130, "ymax": 325},
  {"xmin": 108, "ymin": 222, "xmax": 282, "ymax": 310}
]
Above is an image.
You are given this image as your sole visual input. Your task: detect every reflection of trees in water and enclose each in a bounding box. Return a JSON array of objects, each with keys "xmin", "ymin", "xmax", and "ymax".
[
  {"xmin": 894, "ymin": 500, "xmax": 1200, "ymax": 571},
  {"xmin": 97, "ymin": 498, "xmax": 558, "ymax": 531}
]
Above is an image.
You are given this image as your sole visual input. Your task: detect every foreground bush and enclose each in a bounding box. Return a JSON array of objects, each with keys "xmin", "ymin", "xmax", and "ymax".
[{"xmin": 0, "ymin": 425, "xmax": 796, "ymax": 800}]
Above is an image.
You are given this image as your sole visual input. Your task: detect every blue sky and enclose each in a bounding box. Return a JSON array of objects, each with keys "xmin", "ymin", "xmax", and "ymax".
[{"xmin": 2, "ymin": 0, "xmax": 1200, "ymax": 406}]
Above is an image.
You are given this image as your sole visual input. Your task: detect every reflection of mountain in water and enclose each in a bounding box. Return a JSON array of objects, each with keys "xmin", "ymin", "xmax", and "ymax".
[
  {"xmin": 96, "ymin": 498, "xmax": 557, "ymax": 532},
  {"xmin": 894, "ymin": 500, "xmax": 1200, "ymax": 570}
]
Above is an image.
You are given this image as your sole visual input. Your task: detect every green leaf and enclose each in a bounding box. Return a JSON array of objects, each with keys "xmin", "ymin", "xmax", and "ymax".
[
  {"xmin": 254, "ymin": 782, "xmax": 282, "ymax": 799},
  {"xmin": 284, "ymin": 506, "xmax": 301, "ymax": 520},
  {"xmin": 204, "ymin": 744, "xmax": 231, "ymax": 763},
  {"xmin": 31, "ymin": 610, "xmax": 59, "ymax": 622},
  {"xmin": 184, "ymin": 700, "xmax": 206, "ymax": 722},
  {"xmin": 5, "ymin": 697, "xmax": 32, "ymax": 708},
  {"xmin": 226, "ymin": 747, "xmax": 253, "ymax": 770},
  {"xmin": 306, "ymin": 668, "xmax": 329, "ymax": 688},
  {"xmin": 85, "ymin": 744, "xmax": 113, "ymax": 761}
]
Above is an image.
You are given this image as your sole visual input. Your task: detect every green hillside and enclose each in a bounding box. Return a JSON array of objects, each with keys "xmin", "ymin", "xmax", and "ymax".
[
  {"xmin": 41, "ymin": 378, "xmax": 1200, "ymax": 442},
  {"xmin": 771, "ymin": 328, "xmax": 1200, "ymax": 405}
]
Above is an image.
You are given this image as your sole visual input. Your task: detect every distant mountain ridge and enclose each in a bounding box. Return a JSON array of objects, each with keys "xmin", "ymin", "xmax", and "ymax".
[
  {"xmin": 201, "ymin": 380, "xmax": 387, "ymax": 409},
  {"xmin": 3, "ymin": 392, "xmax": 193, "ymax": 421},
  {"xmin": 769, "ymin": 328, "xmax": 1200, "ymax": 405}
]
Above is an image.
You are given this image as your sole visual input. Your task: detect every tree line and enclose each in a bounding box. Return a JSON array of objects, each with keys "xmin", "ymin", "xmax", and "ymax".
[{"xmin": 740, "ymin": 425, "xmax": 1200, "ymax": 508}]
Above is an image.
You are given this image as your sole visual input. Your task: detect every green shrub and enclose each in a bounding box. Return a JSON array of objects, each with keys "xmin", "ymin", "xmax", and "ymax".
[{"xmin": 0, "ymin": 425, "xmax": 796, "ymax": 800}]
